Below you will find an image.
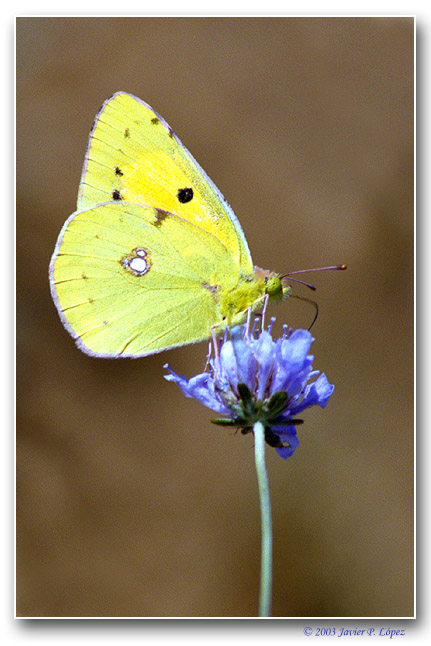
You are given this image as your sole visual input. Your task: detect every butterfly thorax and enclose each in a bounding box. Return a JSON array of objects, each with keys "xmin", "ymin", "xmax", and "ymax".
[{"xmin": 219, "ymin": 268, "xmax": 290, "ymax": 326}]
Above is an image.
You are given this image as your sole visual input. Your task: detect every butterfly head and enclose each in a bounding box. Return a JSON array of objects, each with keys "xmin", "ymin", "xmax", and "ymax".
[
  {"xmin": 265, "ymin": 274, "xmax": 292, "ymax": 302},
  {"xmin": 253, "ymin": 267, "xmax": 292, "ymax": 303}
]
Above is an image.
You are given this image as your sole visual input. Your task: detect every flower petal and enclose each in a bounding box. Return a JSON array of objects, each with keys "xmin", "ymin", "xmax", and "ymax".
[
  {"xmin": 271, "ymin": 330, "xmax": 313, "ymax": 395},
  {"xmin": 289, "ymin": 373, "xmax": 334, "ymax": 415},
  {"xmin": 282, "ymin": 329, "xmax": 314, "ymax": 370},
  {"xmin": 219, "ymin": 340, "xmax": 239, "ymax": 389},
  {"xmin": 252, "ymin": 331, "xmax": 276, "ymax": 399},
  {"xmin": 230, "ymin": 327, "xmax": 256, "ymax": 391},
  {"xmin": 273, "ymin": 427, "xmax": 299, "ymax": 459},
  {"xmin": 164, "ymin": 365, "xmax": 231, "ymax": 415}
]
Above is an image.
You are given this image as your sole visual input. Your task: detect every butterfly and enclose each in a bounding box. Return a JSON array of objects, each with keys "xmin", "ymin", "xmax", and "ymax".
[{"xmin": 49, "ymin": 92, "xmax": 292, "ymax": 358}]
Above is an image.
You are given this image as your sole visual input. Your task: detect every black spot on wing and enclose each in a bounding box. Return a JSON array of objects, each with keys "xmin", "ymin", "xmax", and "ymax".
[
  {"xmin": 177, "ymin": 187, "xmax": 194, "ymax": 204},
  {"xmin": 112, "ymin": 189, "xmax": 122, "ymax": 200},
  {"xmin": 153, "ymin": 209, "xmax": 170, "ymax": 227},
  {"xmin": 202, "ymin": 283, "xmax": 220, "ymax": 302},
  {"xmin": 124, "ymin": 128, "xmax": 130, "ymax": 138},
  {"xmin": 151, "ymin": 117, "xmax": 160, "ymax": 125},
  {"xmin": 115, "ymin": 166, "xmax": 123, "ymax": 176}
]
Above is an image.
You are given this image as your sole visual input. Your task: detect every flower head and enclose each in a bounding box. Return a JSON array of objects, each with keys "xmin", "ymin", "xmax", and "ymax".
[{"xmin": 164, "ymin": 320, "xmax": 334, "ymax": 459}]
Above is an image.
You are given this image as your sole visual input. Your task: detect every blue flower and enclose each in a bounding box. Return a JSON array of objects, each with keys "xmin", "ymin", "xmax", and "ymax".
[{"xmin": 164, "ymin": 321, "xmax": 334, "ymax": 459}]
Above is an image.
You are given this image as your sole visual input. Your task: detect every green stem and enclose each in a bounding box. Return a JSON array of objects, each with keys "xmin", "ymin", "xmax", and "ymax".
[{"xmin": 253, "ymin": 420, "xmax": 273, "ymax": 617}]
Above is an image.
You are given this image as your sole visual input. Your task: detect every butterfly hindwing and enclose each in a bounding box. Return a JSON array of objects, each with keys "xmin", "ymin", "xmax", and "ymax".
[{"xmin": 50, "ymin": 202, "xmax": 242, "ymax": 357}]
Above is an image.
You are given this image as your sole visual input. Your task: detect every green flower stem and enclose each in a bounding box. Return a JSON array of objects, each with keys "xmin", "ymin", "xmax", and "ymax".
[{"xmin": 253, "ymin": 420, "xmax": 273, "ymax": 617}]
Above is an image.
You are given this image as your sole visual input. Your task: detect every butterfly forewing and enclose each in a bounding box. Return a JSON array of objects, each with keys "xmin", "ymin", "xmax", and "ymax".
[{"xmin": 78, "ymin": 92, "xmax": 253, "ymax": 274}]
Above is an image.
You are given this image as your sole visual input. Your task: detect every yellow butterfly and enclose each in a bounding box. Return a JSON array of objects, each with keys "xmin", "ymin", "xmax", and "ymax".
[{"xmin": 49, "ymin": 92, "xmax": 291, "ymax": 357}]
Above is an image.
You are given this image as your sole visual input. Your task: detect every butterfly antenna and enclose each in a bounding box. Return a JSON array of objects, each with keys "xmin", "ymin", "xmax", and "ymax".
[
  {"xmin": 289, "ymin": 294, "xmax": 319, "ymax": 331},
  {"xmin": 283, "ymin": 275, "xmax": 317, "ymax": 291},
  {"xmin": 282, "ymin": 264, "xmax": 346, "ymax": 276},
  {"xmin": 281, "ymin": 264, "xmax": 346, "ymax": 291}
]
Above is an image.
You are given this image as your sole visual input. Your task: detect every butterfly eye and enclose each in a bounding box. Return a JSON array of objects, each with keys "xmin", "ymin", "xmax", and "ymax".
[{"xmin": 265, "ymin": 276, "xmax": 283, "ymax": 298}]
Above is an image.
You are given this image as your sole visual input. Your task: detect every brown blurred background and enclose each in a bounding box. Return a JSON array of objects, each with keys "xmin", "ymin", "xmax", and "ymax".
[{"xmin": 16, "ymin": 17, "xmax": 414, "ymax": 618}]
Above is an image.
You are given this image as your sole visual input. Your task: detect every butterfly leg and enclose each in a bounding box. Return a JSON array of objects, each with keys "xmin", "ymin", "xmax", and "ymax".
[
  {"xmin": 245, "ymin": 306, "xmax": 253, "ymax": 336},
  {"xmin": 260, "ymin": 293, "xmax": 270, "ymax": 332},
  {"xmin": 210, "ymin": 325, "xmax": 222, "ymax": 379}
]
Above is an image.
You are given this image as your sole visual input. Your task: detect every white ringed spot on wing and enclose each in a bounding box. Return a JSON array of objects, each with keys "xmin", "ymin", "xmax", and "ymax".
[{"xmin": 120, "ymin": 248, "xmax": 151, "ymax": 276}]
